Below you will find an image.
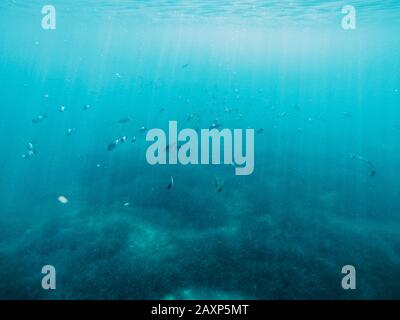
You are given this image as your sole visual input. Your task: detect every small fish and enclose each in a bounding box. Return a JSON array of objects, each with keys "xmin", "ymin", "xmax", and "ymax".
[
  {"xmin": 214, "ymin": 175, "xmax": 224, "ymax": 194},
  {"xmin": 182, "ymin": 63, "xmax": 189, "ymax": 69},
  {"xmin": 27, "ymin": 142, "xmax": 36, "ymax": 150},
  {"xmin": 66, "ymin": 128, "xmax": 75, "ymax": 136},
  {"xmin": 167, "ymin": 176, "xmax": 174, "ymax": 189},
  {"xmin": 187, "ymin": 114, "xmax": 194, "ymax": 121},
  {"xmin": 59, "ymin": 106, "xmax": 66, "ymax": 112},
  {"xmin": 118, "ymin": 118, "xmax": 130, "ymax": 124},
  {"xmin": 256, "ymin": 128, "xmax": 265, "ymax": 134},
  {"xmin": 107, "ymin": 136, "xmax": 127, "ymax": 151},
  {"xmin": 124, "ymin": 202, "xmax": 130, "ymax": 207},
  {"xmin": 209, "ymin": 121, "xmax": 221, "ymax": 129},
  {"xmin": 131, "ymin": 136, "xmax": 137, "ymax": 143},
  {"xmin": 32, "ymin": 114, "xmax": 47, "ymax": 124},
  {"xmin": 217, "ymin": 182, "xmax": 224, "ymax": 194},
  {"xmin": 351, "ymin": 154, "xmax": 372, "ymax": 165},
  {"xmin": 158, "ymin": 108, "xmax": 165, "ymax": 113},
  {"xmin": 21, "ymin": 150, "xmax": 35, "ymax": 159},
  {"xmin": 107, "ymin": 139, "xmax": 119, "ymax": 151},
  {"xmin": 370, "ymin": 170, "xmax": 376, "ymax": 177},
  {"xmin": 139, "ymin": 126, "xmax": 147, "ymax": 132},
  {"xmin": 351, "ymin": 154, "xmax": 376, "ymax": 177},
  {"xmin": 164, "ymin": 142, "xmax": 183, "ymax": 153},
  {"xmin": 82, "ymin": 104, "xmax": 91, "ymax": 111}
]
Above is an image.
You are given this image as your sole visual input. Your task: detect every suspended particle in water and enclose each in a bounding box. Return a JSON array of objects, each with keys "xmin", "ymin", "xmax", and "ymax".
[{"xmin": 57, "ymin": 195, "xmax": 68, "ymax": 204}]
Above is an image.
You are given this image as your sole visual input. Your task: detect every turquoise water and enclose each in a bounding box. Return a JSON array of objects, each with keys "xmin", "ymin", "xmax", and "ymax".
[{"xmin": 0, "ymin": 0, "xmax": 400, "ymax": 299}]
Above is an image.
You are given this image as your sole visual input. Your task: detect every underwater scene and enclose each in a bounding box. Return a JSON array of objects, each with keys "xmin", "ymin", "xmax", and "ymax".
[{"xmin": 0, "ymin": 0, "xmax": 400, "ymax": 300}]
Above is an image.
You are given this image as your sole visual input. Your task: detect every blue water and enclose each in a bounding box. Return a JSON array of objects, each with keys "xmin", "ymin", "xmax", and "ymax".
[{"xmin": 0, "ymin": 0, "xmax": 400, "ymax": 299}]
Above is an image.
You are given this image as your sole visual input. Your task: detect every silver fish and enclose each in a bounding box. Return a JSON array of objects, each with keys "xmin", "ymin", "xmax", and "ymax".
[
  {"xmin": 167, "ymin": 176, "xmax": 174, "ymax": 189},
  {"xmin": 118, "ymin": 118, "xmax": 131, "ymax": 124},
  {"xmin": 32, "ymin": 114, "xmax": 47, "ymax": 124},
  {"xmin": 66, "ymin": 128, "xmax": 75, "ymax": 136},
  {"xmin": 107, "ymin": 139, "xmax": 119, "ymax": 151},
  {"xmin": 351, "ymin": 154, "xmax": 376, "ymax": 176}
]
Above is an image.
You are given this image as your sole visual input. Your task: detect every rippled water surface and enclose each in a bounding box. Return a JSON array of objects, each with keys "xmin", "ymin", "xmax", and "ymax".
[{"xmin": 3, "ymin": 0, "xmax": 400, "ymax": 22}]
